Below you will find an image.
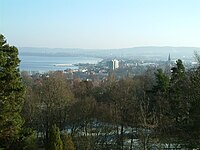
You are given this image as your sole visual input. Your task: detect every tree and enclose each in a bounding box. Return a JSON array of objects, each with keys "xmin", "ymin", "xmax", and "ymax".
[
  {"xmin": 48, "ymin": 125, "xmax": 63, "ymax": 150},
  {"xmin": 152, "ymin": 69, "xmax": 171, "ymax": 128},
  {"xmin": 0, "ymin": 34, "xmax": 25, "ymax": 149},
  {"xmin": 170, "ymin": 59, "xmax": 189, "ymax": 124},
  {"xmin": 153, "ymin": 69, "xmax": 169, "ymax": 93},
  {"xmin": 171, "ymin": 59, "xmax": 185, "ymax": 82},
  {"xmin": 194, "ymin": 50, "xmax": 200, "ymax": 65},
  {"xmin": 61, "ymin": 133, "xmax": 75, "ymax": 150},
  {"xmin": 35, "ymin": 72, "xmax": 74, "ymax": 146},
  {"xmin": 186, "ymin": 65, "xmax": 200, "ymax": 147},
  {"xmin": 108, "ymin": 78, "xmax": 136, "ymax": 149}
]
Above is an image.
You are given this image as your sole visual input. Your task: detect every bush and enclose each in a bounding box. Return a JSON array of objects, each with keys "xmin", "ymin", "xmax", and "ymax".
[{"xmin": 61, "ymin": 133, "xmax": 75, "ymax": 150}]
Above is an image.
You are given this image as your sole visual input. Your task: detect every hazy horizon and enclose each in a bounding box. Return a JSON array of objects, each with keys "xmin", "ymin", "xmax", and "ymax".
[
  {"xmin": 18, "ymin": 46, "xmax": 200, "ymax": 50},
  {"xmin": 1, "ymin": 0, "xmax": 200, "ymax": 49}
]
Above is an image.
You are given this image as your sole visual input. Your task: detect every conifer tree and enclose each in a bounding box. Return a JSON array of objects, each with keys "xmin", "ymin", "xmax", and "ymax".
[
  {"xmin": 49, "ymin": 125, "xmax": 63, "ymax": 150},
  {"xmin": 0, "ymin": 34, "xmax": 25, "ymax": 149},
  {"xmin": 170, "ymin": 59, "xmax": 188, "ymax": 123}
]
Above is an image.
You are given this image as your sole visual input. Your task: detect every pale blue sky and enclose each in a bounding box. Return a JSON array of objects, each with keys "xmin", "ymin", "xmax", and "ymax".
[{"xmin": 1, "ymin": 0, "xmax": 200, "ymax": 49}]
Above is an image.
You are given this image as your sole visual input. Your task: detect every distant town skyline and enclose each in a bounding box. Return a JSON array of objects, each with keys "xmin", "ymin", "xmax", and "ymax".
[{"xmin": 1, "ymin": 0, "xmax": 200, "ymax": 49}]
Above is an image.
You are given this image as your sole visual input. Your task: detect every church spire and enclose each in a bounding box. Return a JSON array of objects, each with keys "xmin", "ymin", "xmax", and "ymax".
[
  {"xmin": 165, "ymin": 53, "xmax": 172, "ymax": 77},
  {"xmin": 168, "ymin": 53, "xmax": 171, "ymax": 62}
]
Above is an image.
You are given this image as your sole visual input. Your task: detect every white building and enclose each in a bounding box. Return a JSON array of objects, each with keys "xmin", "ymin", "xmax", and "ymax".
[{"xmin": 109, "ymin": 59, "xmax": 119, "ymax": 70}]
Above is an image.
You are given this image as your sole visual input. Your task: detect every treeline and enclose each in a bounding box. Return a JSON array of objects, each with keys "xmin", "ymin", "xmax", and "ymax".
[
  {"xmin": 0, "ymin": 34, "xmax": 200, "ymax": 149},
  {"xmin": 20, "ymin": 59, "xmax": 200, "ymax": 149}
]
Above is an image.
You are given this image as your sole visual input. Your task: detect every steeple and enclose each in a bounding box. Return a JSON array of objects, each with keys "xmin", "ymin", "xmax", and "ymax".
[
  {"xmin": 168, "ymin": 53, "xmax": 171, "ymax": 62},
  {"xmin": 165, "ymin": 53, "xmax": 172, "ymax": 76}
]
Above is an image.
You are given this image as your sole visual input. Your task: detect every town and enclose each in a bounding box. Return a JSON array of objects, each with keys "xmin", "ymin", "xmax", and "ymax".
[{"xmin": 24, "ymin": 54, "xmax": 198, "ymax": 83}]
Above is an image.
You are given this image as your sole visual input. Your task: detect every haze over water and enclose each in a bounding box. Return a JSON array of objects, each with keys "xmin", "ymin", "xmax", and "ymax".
[{"xmin": 19, "ymin": 55, "xmax": 102, "ymax": 73}]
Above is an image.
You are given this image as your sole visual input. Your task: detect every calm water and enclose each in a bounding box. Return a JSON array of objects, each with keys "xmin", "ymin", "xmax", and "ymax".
[{"xmin": 19, "ymin": 55, "xmax": 102, "ymax": 73}]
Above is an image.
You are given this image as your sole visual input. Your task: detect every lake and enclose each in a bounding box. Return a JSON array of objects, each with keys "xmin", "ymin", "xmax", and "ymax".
[{"xmin": 19, "ymin": 55, "xmax": 102, "ymax": 73}]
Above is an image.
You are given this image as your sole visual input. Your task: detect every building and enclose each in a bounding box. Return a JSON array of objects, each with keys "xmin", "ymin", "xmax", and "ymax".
[
  {"xmin": 165, "ymin": 53, "xmax": 172, "ymax": 76},
  {"xmin": 108, "ymin": 59, "xmax": 119, "ymax": 70}
]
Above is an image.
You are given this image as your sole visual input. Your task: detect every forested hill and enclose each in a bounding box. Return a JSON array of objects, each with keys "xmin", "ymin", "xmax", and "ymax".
[{"xmin": 19, "ymin": 46, "xmax": 200, "ymax": 59}]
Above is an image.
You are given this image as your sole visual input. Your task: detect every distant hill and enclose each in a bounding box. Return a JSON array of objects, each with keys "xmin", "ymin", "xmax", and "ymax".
[{"xmin": 18, "ymin": 46, "xmax": 200, "ymax": 60}]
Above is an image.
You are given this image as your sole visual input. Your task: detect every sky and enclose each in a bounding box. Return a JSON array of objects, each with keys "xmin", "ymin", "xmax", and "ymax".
[{"xmin": 1, "ymin": 0, "xmax": 200, "ymax": 49}]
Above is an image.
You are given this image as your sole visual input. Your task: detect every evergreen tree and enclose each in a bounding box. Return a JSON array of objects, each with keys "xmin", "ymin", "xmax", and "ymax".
[
  {"xmin": 48, "ymin": 125, "xmax": 63, "ymax": 150},
  {"xmin": 187, "ymin": 66, "xmax": 200, "ymax": 147},
  {"xmin": 152, "ymin": 69, "xmax": 170, "ymax": 125},
  {"xmin": 153, "ymin": 69, "xmax": 170, "ymax": 93},
  {"xmin": 0, "ymin": 34, "xmax": 25, "ymax": 149},
  {"xmin": 171, "ymin": 59, "xmax": 185, "ymax": 82},
  {"xmin": 170, "ymin": 59, "xmax": 188, "ymax": 123}
]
